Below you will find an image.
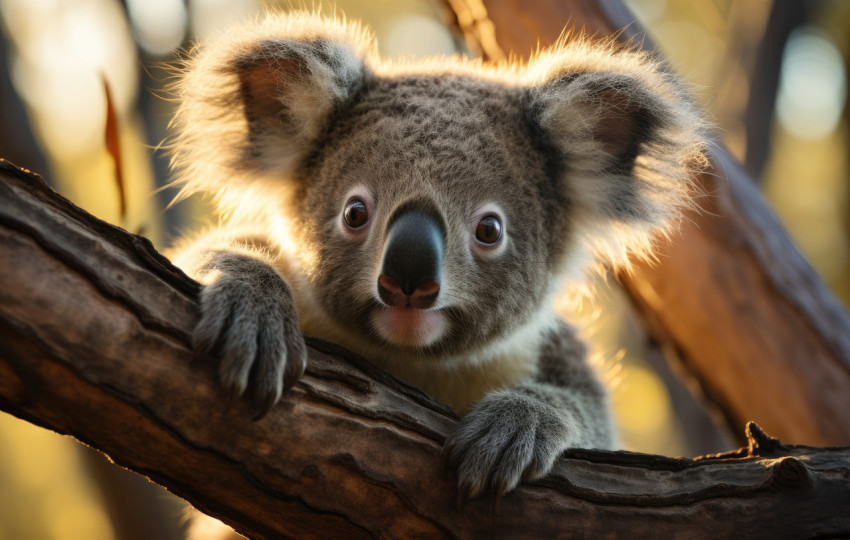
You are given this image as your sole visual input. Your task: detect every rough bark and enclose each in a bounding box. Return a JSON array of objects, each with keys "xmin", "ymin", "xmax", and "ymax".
[
  {"xmin": 2, "ymin": 157, "xmax": 850, "ymax": 537},
  {"xmin": 441, "ymin": 0, "xmax": 850, "ymax": 447}
]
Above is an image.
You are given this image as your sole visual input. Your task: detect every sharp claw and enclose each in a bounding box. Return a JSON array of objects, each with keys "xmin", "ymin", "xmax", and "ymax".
[
  {"xmin": 224, "ymin": 385, "xmax": 242, "ymax": 410},
  {"xmin": 440, "ymin": 445, "xmax": 453, "ymax": 471},
  {"xmin": 282, "ymin": 368, "xmax": 301, "ymax": 391},
  {"xmin": 252, "ymin": 393, "xmax": 277, "ymax": 421},
  {"xmin": 190, "ymin": 348, "xmax": 206, "ymax": 364},
  {"xmin": 523, "ymin": 462, "xmax": 541, "ymax": 483},
  {"xmin": 191, "ymin": 337, "xmax": 214, "ymax": 364},
  {"xmin": 456, "ymin": 482, "xmax": 471, "ymax": 511},
  {"xmin": 283, "ymin": 353, "xmax": 305, "ymax": 389},
  {"xmin": 494, "ymin": 480, "xmax": 507, "ymax": 512}
]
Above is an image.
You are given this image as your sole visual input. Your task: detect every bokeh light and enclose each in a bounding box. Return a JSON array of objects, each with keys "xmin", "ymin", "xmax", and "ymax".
[
  {"xmin": 0, "ymin": 414, "xmax": 116, "ymax": 540},
  {"xmin": 384, "ymin": 14, "xmax": 456, "ymax": 58},
  {"xmin": 126, "ymin": 0, "xmax": 187, "ymax": 57},
  {"xmin": 776, "ymin": 27, "xmax": 847, "ymax": 140},
  {"xmin": 3, "ymin": 0, "xmax": 137, "ymax": 158},
  {"xmin": 189, "ymin": 0, "xmax": 261, "ymax": 40}
]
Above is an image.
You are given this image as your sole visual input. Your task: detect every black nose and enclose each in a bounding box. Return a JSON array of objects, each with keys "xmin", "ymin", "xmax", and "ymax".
[{"xmin": 378, "ymin": 208, "xmax": 444, "ymax": 309}]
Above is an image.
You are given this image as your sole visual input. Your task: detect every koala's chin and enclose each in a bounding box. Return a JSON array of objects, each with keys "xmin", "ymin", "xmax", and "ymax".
[{"xmin": 372, "ymin": 306, "xmax": 447, "ymax": 348}]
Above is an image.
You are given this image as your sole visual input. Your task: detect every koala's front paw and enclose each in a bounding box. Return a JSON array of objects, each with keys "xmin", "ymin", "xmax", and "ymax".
[
  {"xmin": 442, "ymin": 389, "xmax": 573, "ymax": 506},
  {"xmin": 193, "ymin": 254, "xmax": 306, "ymax": 418}
]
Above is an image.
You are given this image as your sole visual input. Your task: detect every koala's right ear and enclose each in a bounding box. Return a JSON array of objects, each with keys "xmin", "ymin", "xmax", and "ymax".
[{"xmin": 171, "ymin": 14, "xmax": 373, "ymax": 198}]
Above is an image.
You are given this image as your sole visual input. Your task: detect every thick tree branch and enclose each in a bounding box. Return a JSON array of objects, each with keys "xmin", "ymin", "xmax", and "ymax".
[{"xmin": 2, "ymin": 158, "xmax": 850, "ymax": 537}]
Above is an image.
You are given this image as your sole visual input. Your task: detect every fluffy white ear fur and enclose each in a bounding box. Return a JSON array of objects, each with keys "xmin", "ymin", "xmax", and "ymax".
[
  {"xmin": 170, "ymin": 13, "xmax": 375, "ymax": 205},
  {"xmin": 524, "ymin": 40, "xmax": 707, "ymax": 272}
]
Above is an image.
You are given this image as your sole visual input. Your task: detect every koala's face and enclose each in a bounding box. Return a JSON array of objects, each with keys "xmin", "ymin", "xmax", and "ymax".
[
  {"xmin": 173, "ymin": 15, "xmax": 704, "ymax": 360},
  {"xmin": 297, "ymin": 76, "xmax": 566, "ymax": 356}
]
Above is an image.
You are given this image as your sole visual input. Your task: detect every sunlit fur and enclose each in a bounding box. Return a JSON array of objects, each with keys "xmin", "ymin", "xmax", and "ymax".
[
  {"xmin": 170, "ymin": 12, "xmax": 376, "ymax": 214},
  {"xmin": 170, "ymin": 11, "xmax": 707, "ymax": 519},
  {"xmin": 170, "ymin": 12, "xmax": 706, "ymax": 280}
]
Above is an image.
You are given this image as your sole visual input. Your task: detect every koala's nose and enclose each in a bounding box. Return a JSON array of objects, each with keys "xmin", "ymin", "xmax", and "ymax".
[{"xmin": 378, "ymin": 208, "xmax": 444, "ymax": 310}]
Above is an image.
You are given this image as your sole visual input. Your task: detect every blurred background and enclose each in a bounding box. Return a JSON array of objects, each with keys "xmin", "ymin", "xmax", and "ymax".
[{"xmin": 0, "ymin": 0, "xmax": 847, "ymax": 538}]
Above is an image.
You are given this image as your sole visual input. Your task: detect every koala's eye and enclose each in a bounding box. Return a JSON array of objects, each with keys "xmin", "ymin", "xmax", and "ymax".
[
  {"xmin": 475, "ymin": 215, "xmax": 502, "ymax": 245},
  {"xmin": 343, "ymin": 199, "xmax": 369, "ymax": 229}
]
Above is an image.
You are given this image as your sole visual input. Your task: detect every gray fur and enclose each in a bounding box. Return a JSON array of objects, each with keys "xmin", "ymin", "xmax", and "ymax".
[
  {"xmin": 170, "ymin": 12, "xmax": 705, "ymax": 504},
  {"xmin": 443, "ymin": 321, "xmax": 614, "ymax": 500},
  {"xmin": 187, "ymin": 248, "xmax": 306, "ymax": 418},
  {"xmin": 300, "ymin": 74, "xmax": 556, "ymax": 356}
]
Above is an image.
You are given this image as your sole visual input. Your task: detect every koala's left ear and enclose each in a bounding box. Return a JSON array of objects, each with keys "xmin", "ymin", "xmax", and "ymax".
[{"xmin": 525, "ymin": 46, "xmax": 707, "ymax": 269}]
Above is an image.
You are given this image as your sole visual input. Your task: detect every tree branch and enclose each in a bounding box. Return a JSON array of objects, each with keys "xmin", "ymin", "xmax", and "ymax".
[{"xmin": 2, "ymin": 157, "xmax": 850, "ymax": 537}]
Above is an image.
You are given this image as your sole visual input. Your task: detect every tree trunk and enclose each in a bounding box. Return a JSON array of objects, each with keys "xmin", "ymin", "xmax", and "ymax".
[
  {"xmin": 441, "ymin": 0, "xmax": 850, "ymax": 447},
  {"xmin": 1, "ymin": 157, "xmax": 850, "ymax": 538}
]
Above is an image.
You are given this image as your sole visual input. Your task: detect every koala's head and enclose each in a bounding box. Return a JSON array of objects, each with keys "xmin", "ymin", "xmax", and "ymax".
[{"xmin": 172, "ymin": 13, "xmax": 706, "ymax": 360}]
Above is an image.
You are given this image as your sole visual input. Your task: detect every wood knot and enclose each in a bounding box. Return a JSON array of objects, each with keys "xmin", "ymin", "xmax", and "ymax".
[{"xmin": 773, "ymin": 457, "xmax": 813, "ymax": 489}]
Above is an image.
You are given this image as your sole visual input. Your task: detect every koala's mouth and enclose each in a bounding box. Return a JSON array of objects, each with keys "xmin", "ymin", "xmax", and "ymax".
[{"xmin": 371, "ymin": 306, "xmax": 446, "ymax": 348}]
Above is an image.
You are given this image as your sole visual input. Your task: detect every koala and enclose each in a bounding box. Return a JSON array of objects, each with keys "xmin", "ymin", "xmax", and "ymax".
[{"xmin": 169, "ymin": 12, "xmax": 705, "ymax": 504}]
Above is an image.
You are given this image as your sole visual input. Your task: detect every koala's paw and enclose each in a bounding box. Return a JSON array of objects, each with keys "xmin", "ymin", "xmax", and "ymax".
[
  {"xmin": 441, "ymin": 390, "xmax": 573, "ymax": 507},
  {"xmin": 193, "ymin": 255, "xmax": 306, "ymax": 419}
]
